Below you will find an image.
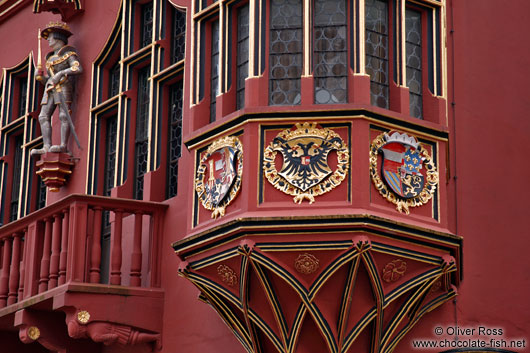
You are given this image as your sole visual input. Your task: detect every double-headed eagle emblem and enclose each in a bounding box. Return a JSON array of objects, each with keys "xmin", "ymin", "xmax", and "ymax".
[{"xmin": 263, "ymin": 123, "xmax": 349, "ymax": 204}]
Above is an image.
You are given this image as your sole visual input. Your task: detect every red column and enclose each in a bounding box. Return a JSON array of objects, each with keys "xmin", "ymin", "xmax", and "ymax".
[
  {"xmin": 89, "ymin": 207, "xmax": 103, "ymax": 283},
  {"xmin": 58, "ymin": 208, "xmax": 69, "ymax": 285},
  {"xmin": 130, "ymin": 212, "xmax": 143, "ymax": 286},
  {"xmin": 7, "ymin": 233, "xmax": 21, "ymax": 305},
  {"xmin": 48, "ymin": 213, "xmax": 62, "ymax": 289},
  {"xmin": 38, "ymin": 217, "xmax": 53, "ymax": 293},
  {"xmin": 0, "ymin": 238, "xmax": 12, "ymax": 307},
  {"xmin": 110, "ymin": 210, "xmax": 123, "ymax": 285}
]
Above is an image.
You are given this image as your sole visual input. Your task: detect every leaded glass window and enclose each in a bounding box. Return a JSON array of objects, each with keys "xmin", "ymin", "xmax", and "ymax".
[
  {"xmin": 210, "ymin": 20, "xmax": 220, "ymax": 122},
  {"xmin": 167, "ymin": 81, "xmax": 183, "ymax": 198},
  {"xmin": 109, "ymin": 62, "xmax": 121, "ymax": 98},
  {"xmin": 365, "ymin": 0, "xmax": 389, "ymax": 109},
  {"xmin": 9, "ymin": 135, "xmax": 23, "ymax": 222},
  {"xmin": 104, "ymin": 116, "xmax": 118, "ymax": 197},
  {"xmin": 172, "ymin": 9, "xmax": 186, "ymax": 63},
  {"xmin": 36, "ymin": 176, "xmax": 46, "ymax": 210},
  {"xmin": 406, "ymin": 8, "xmax": 423, "ymax": 119},
  {"xmin": 313, "ymin": 0, "xmax": 347, "ymax": 104},
  {"xmin": 269, "ymin": 0, "xmax": 302, "ymax": 105},
  {"xmin": 141, "ymin": 3, "xmax": 154, "ymax": 48},
  {"xmin": 236, "ymin": 4, "xmax": 249, "ymax": 110},
  {"xmin": 135, "ymin": 67, "xmax": 150, "ymax": 200},
  {"xmin": 18, "ymin": 78, "xmax": 27, "ymax": 117}
]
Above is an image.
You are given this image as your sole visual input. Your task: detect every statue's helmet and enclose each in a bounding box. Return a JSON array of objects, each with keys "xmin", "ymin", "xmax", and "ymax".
[{"xmin": 41, "ymin": 21, "xmax": 73, "ymax": 42}]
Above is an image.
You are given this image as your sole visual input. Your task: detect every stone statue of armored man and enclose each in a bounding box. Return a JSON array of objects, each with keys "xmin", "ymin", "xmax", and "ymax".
[{"xmin": 31, "ymin": 21, "xmax": 82, "ymax": 156}]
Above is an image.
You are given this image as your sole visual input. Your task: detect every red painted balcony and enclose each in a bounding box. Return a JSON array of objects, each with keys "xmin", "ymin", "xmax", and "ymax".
[{"xmin": 0, "ymin": 194, "xmax": 167, "ymax": 351}]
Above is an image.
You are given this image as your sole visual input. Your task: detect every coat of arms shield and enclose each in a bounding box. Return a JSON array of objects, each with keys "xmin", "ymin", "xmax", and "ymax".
[
  {"xmin": 195, "ymin": 136, "xmax": 243, "ymax": 218},
  {"xmin": 380, "ymin": 140, "xmax": 425, "ymax": 198},
  {"xmin": 369, "ymin": 131, "xmax": 438, "ymax": 214}
]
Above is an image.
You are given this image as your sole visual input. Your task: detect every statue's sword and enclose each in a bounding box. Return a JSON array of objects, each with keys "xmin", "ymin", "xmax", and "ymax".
[{"xmin": 46, "ymin": 82, "xmax": 82, "ymax": 150}]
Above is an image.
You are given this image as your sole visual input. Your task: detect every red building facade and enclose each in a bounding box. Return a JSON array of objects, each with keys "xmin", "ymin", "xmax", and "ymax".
[{"xmin": 0, "ymin": 0, "xmax": 528, "ymax": 352}]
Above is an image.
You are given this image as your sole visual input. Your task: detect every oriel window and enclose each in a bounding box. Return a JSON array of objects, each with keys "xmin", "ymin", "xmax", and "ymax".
[
  {"xmin": 9, "ymin": 135, "xmax": 23, "ymax": 222},
  {"xmin": 313, "ymin": 0, "xmax": 347, "ymax": 104},
  {"xmin": 365, "ymin": 0, "xmax": 389, "ymax": 109},
  {"xmin": 210, "ymin": 20, "xmax": 220, "ymax": 122},
  {"xmin": 236, "ymin": 4, "xmax": 249, "ymax": 110},
  {"xmin": 269, "ymin": 0, "xmax": 303, "ymax": 105},
  {"xmin": 405, "ymin": 8, "xmax": 423, "ymax": 119},
  {"xmin": 141, "ymin": 3, "xmax": 154, "ymax": 48},
  {"xmin": 172, "ymin": 9, "xmax": 186, "ymax": 64}
]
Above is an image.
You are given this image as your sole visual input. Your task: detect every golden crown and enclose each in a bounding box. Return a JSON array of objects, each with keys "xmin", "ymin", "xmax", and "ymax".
[{"xmin": 46, "ymin": 21, "xmax": 70, "ymax": 31}]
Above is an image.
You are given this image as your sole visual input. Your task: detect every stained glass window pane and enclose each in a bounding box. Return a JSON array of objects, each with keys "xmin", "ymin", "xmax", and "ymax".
[
  {"xmin": 135, "ymin": 67, "xmax": 150, "ymax": 200},
  {"xmin": 36, "ymin": 175, "xmax": 46, "ymax": 210},
  {"xmin": 365, "ymin": 0, "xmax": 389, "ymax": 109},
  {"xmin": 269, "ymin": 0, "xmax": 302, "ymax": 105},
  {"xmin": 406, "ymin": 8, "xmax": 423, "ymax": 119},
  {"xmin": 237, "ymin": 4, "xmax": 249, "ymax": 110},
  {"xmin": 210, "ymin": 20, "xmax": 219, "ymax": 122},
  {"xmin": 172, "ymin": 9, "xmax": 186, "ymax": 63},
  {"xmin": 18, "ymin": 78, "xmax": 27, "ymax": 117},
  {"xmin": 109, "ymin": 62, "xmax": 121, "ymax": 98},
  {"xmin": 10, "ymin": 135, "xmax": 23, "ymax": 222},
  {"xmin": 104, "ymin": 116, "xmax": 118, "ymax": 197},
  {"xmin": 141, "ymin": 3, "xmax": 153, "ymax": 48},
  {"xmin": 167, "ymin": 81, "xmax": 183, "ymax": 198},
  {"xmin": 313, "ymin": 0, "xmax": 347, "ymax": 104}
]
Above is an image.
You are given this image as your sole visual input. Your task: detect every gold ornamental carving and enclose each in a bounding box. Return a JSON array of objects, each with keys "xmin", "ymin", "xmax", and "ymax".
[
  {"xmin": 217, "ymin": 264, "xmax": 238, "ymax": 287},
  {"xmin": 77, "ymin": 310, "xmax": 91, "ymax": 324},
  {"xmin": 382, "ymin": 259, "xmax": 407, "ymax": 283},
  {"xmin": 27, "ymin": 326, "xmax": 41, "ymax": 340},
  {"xmin": 369, "ymin": 131, "xmax": 438, "ymax": 214},
  {"xmin": 263, "ymin": 123, "xmax": 349, "ymax": 204},
  {"xmin": 294, "ymin": 253, "xmax": 320, "ymax": 274},
  {"xmin": 195, "ymin": 136, "xmax": 243, "ymax": 219}
]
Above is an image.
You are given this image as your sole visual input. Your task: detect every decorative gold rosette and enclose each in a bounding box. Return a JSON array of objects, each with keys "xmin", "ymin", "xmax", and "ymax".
[
  {"xmin": 369, "ymin": 131, "xmax": 438, "ymax": 214},
  {"xmin": 263, "ymin": 123, "xmax": 349, "ymax": 204},
  {"xmin": 195, "ymin": 136, "xmax": 243, "ymax": 219}
]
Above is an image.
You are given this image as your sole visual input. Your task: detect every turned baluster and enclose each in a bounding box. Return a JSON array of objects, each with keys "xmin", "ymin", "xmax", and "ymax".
[
  {"xmin": 130, "ymin": 212, "xmax": 143, "ymax": 286},
  {"xmin": 38, "ymin": 217, "xmax": 53, "ymax": 293},
  {"xmin": 18, "ymin": 229, "xmax": 27, "ymax": 301},
  {"xmin": 48, "ymin": 213, "xmax": 62, "ymax": 289},
  {"xmin": 89, "ymin": 207, "xmax": 103, "ymax": 283},
  {"xmin": 110, "ymin": 210, "xmax": 123, "ymax": 285},
  {"xmin": 58, "ymin": 208, "xmax": 69, "ymax": 285},
  {"xmin": 7, "ymin": 233, "xmax": 21, "ymax": 305},
  {"xmin": 0, "ymin": 238, "xmax": 12, "ymax": 307}
]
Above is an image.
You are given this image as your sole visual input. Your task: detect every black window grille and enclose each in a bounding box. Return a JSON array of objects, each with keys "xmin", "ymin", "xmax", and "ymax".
[
  {"xmin": 18, "ymin": 78, "xmax": 27, "ymax": 117},
  {"xmin": 109, "ymin": 62, "xmax": 121, "ymax": 98},
  {"xmin": 167, "ymin": 81, "xmax": 183, "ymax": 198},
  {"xmin": 210, "ymin": 20, "xmax": 220, "ymax": 122},
  {"xmin": 313, "ymin": 0, "xmax": 347, "ymax": 104},
  {"xmin": 135, "ymin": 67, "xmax": 150, "ymax": 200},
  {"xmin": 141, "ymin": 3, "xmax": 154, "ymax": 48},
  {"xmin": 236, "ymin": 4, "xmax": 249, "ymax": 110},
  {"xmin": 9, "ymin": 135, "xmax": 23, "ymax": 222},
  {"xmin": 365, "ymin": 0, "xmax": 389, "ymax": 109},
  {"xmin": 405, "ymin": 8, "xmax": 423, "ymax": 119},
  {"xmin": 269, "ymin": 0, "xmax": 302, "ymax": 105},
  {"xmin": 172, "ymin": 9, "xmax": 186, "ymax": 64}
]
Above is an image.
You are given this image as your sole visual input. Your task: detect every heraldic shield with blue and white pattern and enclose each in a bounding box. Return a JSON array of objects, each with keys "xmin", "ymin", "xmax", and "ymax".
[{"xmin": 380, "ymin": 137, "xmax": 425, "ymax": 199}]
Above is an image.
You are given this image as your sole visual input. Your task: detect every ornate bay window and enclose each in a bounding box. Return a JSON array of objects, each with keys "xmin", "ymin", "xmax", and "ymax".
[{"xmin": 269, "ymin": 0, "xmax": 303, "ymax": 105}]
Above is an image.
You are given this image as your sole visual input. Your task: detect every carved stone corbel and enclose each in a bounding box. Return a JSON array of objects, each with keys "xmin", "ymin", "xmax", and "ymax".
[{"xmin": 65, "ymin": 310, "xmax": 162, "ymax": 351}]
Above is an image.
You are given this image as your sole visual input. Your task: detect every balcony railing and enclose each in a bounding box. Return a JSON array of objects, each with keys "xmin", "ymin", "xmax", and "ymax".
[{"xmin": 0, "ymin": 194, "xmax": 167, "ymax": 310}]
